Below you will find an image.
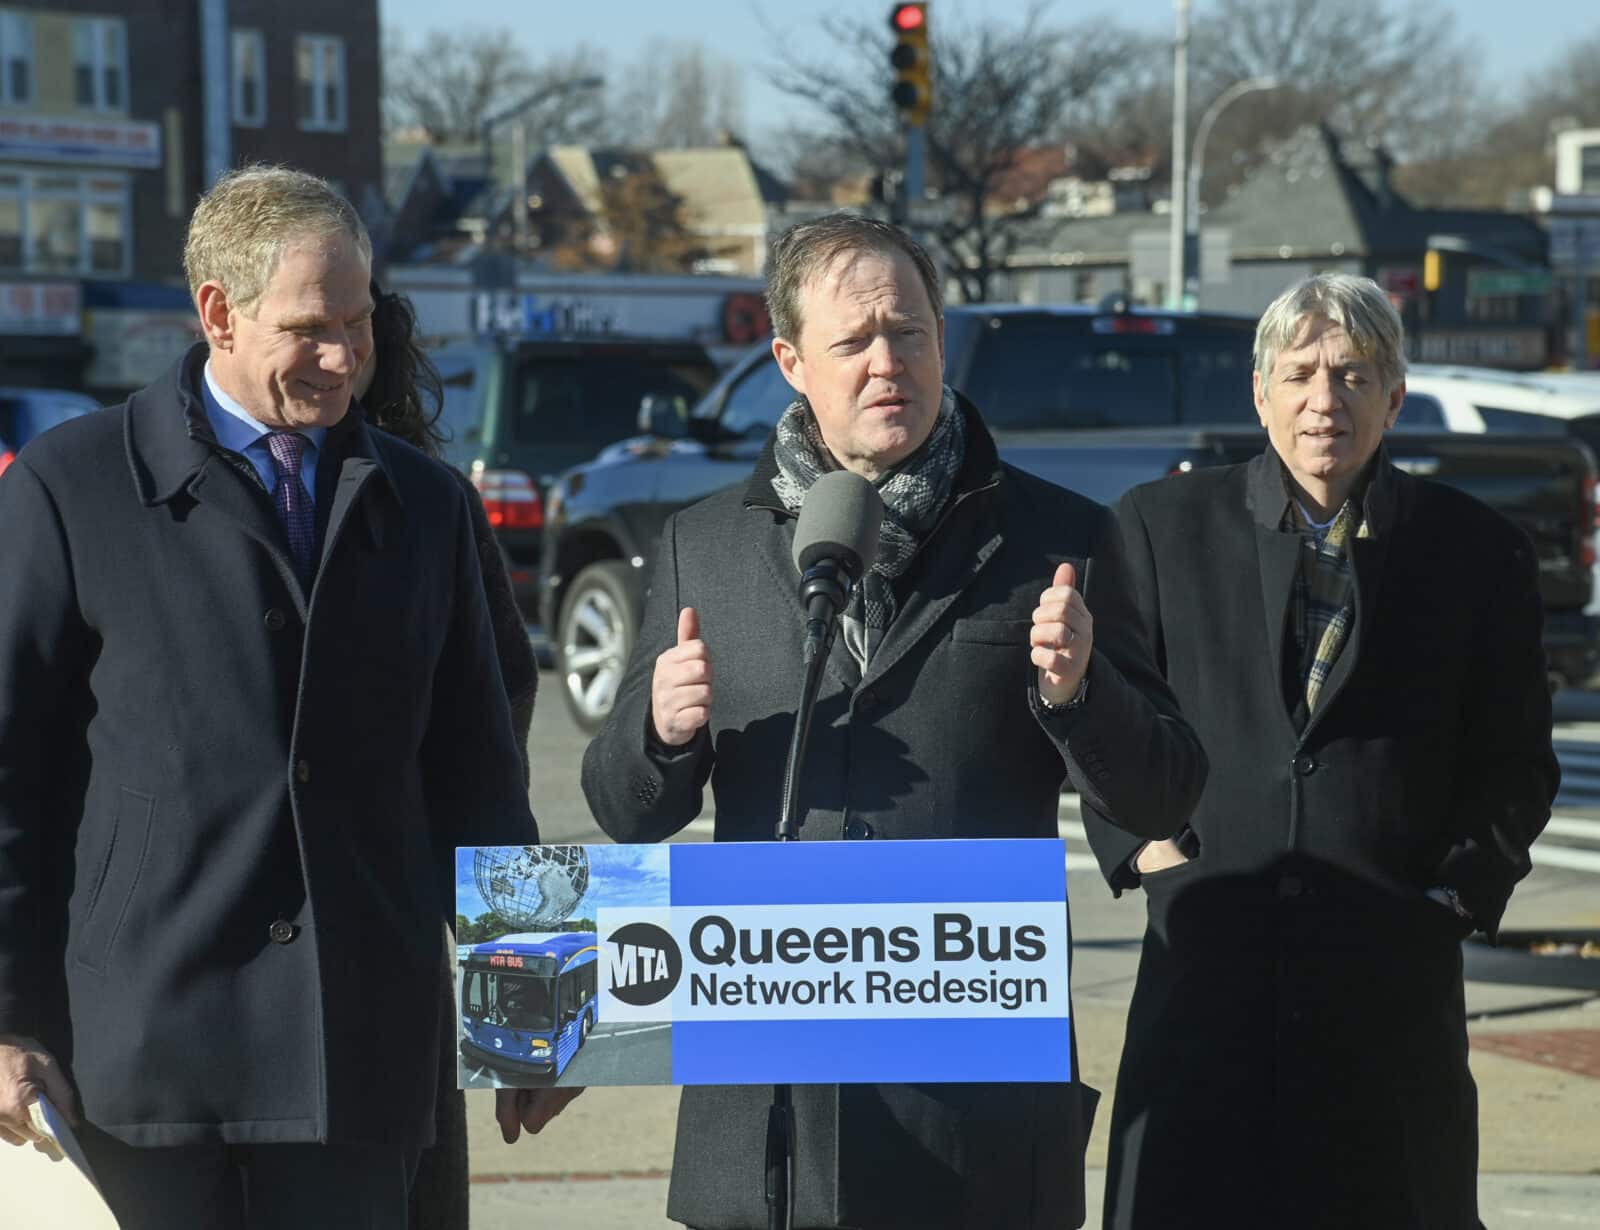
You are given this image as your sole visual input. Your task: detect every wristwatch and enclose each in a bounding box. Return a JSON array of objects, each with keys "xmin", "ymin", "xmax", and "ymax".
[
  {"xmin": 1427, "ymin": 885, "xmax": 1472, "ymax": 920},
  {"xmin": 1038, "ymin": 672, "xmax": 1090, "ymax": 713}
]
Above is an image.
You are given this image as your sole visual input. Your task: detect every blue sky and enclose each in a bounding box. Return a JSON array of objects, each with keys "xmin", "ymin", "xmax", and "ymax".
[
  {"xmin": 379, "ymin": 0, "xmax": 1593, "ymax": 156},
  {"xmin": 455, "ymin": 844, "xmax": 670, "ymax": 920}
]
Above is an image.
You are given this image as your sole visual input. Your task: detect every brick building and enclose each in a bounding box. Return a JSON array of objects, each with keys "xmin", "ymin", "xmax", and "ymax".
[{"xmin": 0, "ymin": 0, "xmax": 380, "ymax": 395}]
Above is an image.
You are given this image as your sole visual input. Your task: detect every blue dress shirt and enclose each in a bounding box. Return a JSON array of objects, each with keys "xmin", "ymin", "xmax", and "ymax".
[{"xmin": 200, "ymin": 362, "xmax": 328, "ymax": 513}]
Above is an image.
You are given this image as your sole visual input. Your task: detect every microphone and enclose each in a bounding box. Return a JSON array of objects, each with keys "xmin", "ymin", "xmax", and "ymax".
[{"xmin": 791, "ymin": 471, "xmax": 883, "ymax": 662}]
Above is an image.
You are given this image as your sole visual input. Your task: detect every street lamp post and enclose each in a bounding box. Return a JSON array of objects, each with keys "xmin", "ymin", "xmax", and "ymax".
[
  {"xmin": 1183, "ymin": 75, "xmax": 1279, "ymax": 308},
  {"xmin": 480, "ymin": 75, "xmax": 605, "ymax": 257},
  {"xmin": 1166, "ymin": 0, "xmax": 1190, "ymax": 309}
]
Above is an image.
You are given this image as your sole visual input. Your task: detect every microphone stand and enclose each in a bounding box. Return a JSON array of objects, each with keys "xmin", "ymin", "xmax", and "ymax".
[{"xmin": 766, "ymin": 560, "xmax": 851, "ymax": 1230}]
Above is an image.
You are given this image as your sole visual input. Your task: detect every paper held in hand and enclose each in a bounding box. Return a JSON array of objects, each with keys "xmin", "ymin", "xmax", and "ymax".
[{"xmin": 0, "ymin": 1095, "xmax": 121, "ymax": 1229}]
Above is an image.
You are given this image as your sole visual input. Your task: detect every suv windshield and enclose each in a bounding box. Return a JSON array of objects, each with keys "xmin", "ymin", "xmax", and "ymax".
[
  {"xmin": 956, "ymin": 315, "xmax": 1258, "ymax": 429},
  {"xmin": 513, "ymin": 356, "xmax": 718, "ymax": 449}
]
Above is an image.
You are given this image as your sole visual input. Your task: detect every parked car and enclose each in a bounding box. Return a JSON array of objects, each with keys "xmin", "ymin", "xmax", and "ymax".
[
  {"xmin": 540, "ymin": 303, "xmax": 1252, "ymax": 730},
  {"xmin": 0, "ymin": 387, "xmax": 102, "ymax": 477},
  {"xmin": 1401, "ymin": 364, "xmax": 1600, "ymax": 441},
  {"xmin": 540, "ymin": 306, "xmax": 1600, "ymax": 731},
  {"xmin": 1402, "ymin": 365, "xmax": 1600, "ymax": 626},
  {"xmin": 425, "ymin": 336, "xmax": 723, "ymax": 615}
]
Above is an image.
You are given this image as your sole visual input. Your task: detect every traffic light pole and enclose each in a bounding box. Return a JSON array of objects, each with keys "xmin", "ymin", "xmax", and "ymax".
[{"xmin": 904, "ymin": 124, "xmax": 926, "ymax": 239}]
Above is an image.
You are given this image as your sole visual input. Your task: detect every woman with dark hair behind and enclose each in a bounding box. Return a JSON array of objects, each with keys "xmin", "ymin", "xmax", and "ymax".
[{"xmin": 357, "ymin": 284, "xmax": 550, "ymax": 1230}]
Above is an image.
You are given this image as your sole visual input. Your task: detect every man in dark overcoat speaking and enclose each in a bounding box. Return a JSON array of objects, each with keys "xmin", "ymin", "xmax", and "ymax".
[
  {"xmin": 1083, "ymin": 273, "xmax": 1559, "ymax": 1229},
  {"xmin": 582, "ymin": 213, "xmax": 1208, "ymax": 1229},
  {"xmin": 0, "ymin": 166, "xmax": 552, "ymax": 1227}
]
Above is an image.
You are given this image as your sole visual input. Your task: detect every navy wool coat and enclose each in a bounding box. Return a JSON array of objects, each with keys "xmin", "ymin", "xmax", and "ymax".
[
  {"xmin": 1083, "ymin": 449, "xmax": 1558, "ymax": 1230},
  {"xmin": 583, "ymin": 397, "xmax": 1207, "ymax": 1230},
  {"xmin": 0, "ymin": 347, "xmax": 537, "ymax": 1150}
]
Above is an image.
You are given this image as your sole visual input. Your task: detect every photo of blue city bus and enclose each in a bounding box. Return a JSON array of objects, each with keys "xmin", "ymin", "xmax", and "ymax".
[{"xmin": 459, "ymin": 931, "xmax": 599, "ymax": 1080}]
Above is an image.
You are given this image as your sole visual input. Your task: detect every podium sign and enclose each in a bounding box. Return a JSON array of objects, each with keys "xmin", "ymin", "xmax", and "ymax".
[{"xmin": 455, "ymin": 840, "xmax": 1072, "ymax": 1089}]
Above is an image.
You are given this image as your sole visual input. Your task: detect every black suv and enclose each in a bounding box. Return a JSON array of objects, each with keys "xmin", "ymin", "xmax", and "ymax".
[
  {"xmin": 428, "ymin": 336, "xmax": 723, "ymax": 615},
  {"xmin": 538, "ymin": 304, "xmax": 1260, "ymax": 730}
]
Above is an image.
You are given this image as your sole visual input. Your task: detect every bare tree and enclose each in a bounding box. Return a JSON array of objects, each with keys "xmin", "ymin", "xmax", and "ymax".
[
  {"xmin": 610, "ymin": 41, "xmax": 746, "ymax": 148},
  {"xmin": 771, "ymin": 4, "xmax": 1149, "ymax": 302},
  {"xmin": 382, "ymin": 28, "xmax": 607, "ymax": 148},
  {"xmin": 1397, "ymin": 30, "xmax": 1600, "ymax": 207},
  {"xmin": 1183, "ymin": 0, "xmax": 1481, "ymax": 208}
]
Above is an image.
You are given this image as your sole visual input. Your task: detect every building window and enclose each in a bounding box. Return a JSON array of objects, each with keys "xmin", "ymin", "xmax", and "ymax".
[
  {"xmin": 0, "ymin": 171, "xmax": 128, "ymax": 277},
  {"xmin": 72, "ymin": 17, "xmax": 126, "ymax": 111},
  {"xmin": 1581, "ymin": 145, "xmax": 1600, "ymax": 197},
  {"xmin": 0, "ymin": 9, "xmax": 32, "ymax": 105},
  {"xmin": 296, "ymin": 35, "xmax": 346, "ymax": 132},
  {"xmin": 232, "ymin": 29, "xmax": 266, "ymax": 127}
]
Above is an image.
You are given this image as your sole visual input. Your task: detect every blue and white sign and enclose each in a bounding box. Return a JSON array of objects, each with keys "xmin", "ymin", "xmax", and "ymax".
[
  {"xmin": 0, "ymin": 117, "xmax": 161, "ymax": 170},
  {"xmin": 455, "ymin": 840, "xmax": 1073, "ymax": 1089}
]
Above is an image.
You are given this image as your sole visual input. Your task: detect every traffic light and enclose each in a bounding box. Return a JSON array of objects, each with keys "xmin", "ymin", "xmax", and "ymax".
[
  {"xmin": 1423, "ymin": 248, "xmax": 1442, "ymax": 292},
  {"xmin": 889, "ymin": 3, "xmax": 931, "ymax": 127}
]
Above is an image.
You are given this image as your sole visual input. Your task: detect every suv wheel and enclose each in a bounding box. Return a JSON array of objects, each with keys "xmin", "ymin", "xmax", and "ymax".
[{"xmin": 557, "ymin": 561, "xmax": 637, "ymax": 733}]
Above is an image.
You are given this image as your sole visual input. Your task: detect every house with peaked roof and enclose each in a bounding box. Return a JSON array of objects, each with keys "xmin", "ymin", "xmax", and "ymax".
[{"xmin": 1001, "ymin": 124, "xmax": 1556, "ymax": 369}]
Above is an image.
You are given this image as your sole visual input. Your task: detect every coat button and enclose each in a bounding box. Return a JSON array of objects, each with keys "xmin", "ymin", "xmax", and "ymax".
[
  {"xmin": 263, "ymin": 608, "xmax": 287, "ymax": 632},
  {"xmin": 844, "ymin": 818, "xmax": 874, "ymax": 840},
  {"xmin": 294, "ymin": 759, "xmax": 311, "ymax": 784},
  {"xmin": 269, "ymin": 920, "xmax": 296, "ymax": 944},
  {"xmin": 1278, "ymin": 875, "xmax": 1303, "ymax": 899},
  {"xmin": 856, "ymin": 688, "xmax": 878, "ymax": 715},
  {"xmin": 1292, "ymin": 754, "xmax": 1317, "ymax": 776}
]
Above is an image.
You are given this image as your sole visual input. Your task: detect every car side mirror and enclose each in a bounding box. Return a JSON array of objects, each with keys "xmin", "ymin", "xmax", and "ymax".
[{"xmin": 639, "ymin": 393, "xmax": 688, "ymax": 438}]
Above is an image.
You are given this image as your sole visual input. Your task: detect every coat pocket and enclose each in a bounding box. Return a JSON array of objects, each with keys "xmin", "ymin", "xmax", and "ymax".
[
  {"xmin": 950, "ymin": 617, "xmax": 1032, "ymax": 646},
  {"xmin": 75, "ymin": 788, "xmax": 155, "ymax": 974}
]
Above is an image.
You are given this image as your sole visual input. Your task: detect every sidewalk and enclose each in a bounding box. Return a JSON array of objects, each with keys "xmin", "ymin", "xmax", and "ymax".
[{"xmin": 468, "ymin": 1168, "xmax": 1600, "ymax": 1229}]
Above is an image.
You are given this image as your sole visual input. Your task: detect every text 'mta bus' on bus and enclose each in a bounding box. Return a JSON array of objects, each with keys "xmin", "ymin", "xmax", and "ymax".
[{"xmin": 459, "ymin": 931, "xmax": 599, "ymax": 1080}]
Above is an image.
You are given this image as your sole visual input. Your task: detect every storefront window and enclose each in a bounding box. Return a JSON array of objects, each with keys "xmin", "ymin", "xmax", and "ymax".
[
  {"xmin": 0, "ymin": 196, "xmax": 20, "ymax": 271},
  {"xmin": 0, "ymin": 172, "xmax": 129, "ymax": 276},
  {"xmin": 87, "ymin": 202, "xmax": 123, "ymax": 274}
]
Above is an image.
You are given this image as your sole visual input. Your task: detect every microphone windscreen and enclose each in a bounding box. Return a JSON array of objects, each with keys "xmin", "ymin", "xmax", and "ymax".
[{"xmin": 792, "ymin": 470, "xmax": 884, "ymax": 579}]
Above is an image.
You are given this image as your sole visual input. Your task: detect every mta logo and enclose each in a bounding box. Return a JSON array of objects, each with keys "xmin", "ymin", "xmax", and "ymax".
[{"xmin": 606, "ymin": 922, "xmax": 682, "ymax": 1006}]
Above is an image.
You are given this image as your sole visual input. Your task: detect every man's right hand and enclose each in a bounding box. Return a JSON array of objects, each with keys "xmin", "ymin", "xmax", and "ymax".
[
  {"xmin": 651, "ymin": 606, "xmax": 712, "ymax": 746},
  {"xmin": 0, "ymin": 1035, "xmax": 77, "ymax": 1148},
  {"xmin": 1135, "ymin": 839, "xmax": 1190, "ymax": 876}
]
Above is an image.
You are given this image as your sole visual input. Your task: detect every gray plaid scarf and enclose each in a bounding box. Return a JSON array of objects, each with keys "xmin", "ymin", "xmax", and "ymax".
[{"xmin": 771, "ymin": 386, "xmax": 965, "ymax": 660}]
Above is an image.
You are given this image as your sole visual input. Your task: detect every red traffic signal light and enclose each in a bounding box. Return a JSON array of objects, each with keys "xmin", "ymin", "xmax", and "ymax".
[
  {"xmin": 888, "ymin": 3, "xmax": 931, "ymax": 126},
  {"xmin": 891, "ymin": 3, "xmax": 925, "ymax": 31}
]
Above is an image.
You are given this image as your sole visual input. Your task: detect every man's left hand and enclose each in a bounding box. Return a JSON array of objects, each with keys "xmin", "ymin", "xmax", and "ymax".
[
  {"xmin": 495, "ymin": 1085, "xmax": 585, "ymax": 1143},
  {"xmin": 1031, "ymin": 562, "xmax": 1093, "ymax": 705}
]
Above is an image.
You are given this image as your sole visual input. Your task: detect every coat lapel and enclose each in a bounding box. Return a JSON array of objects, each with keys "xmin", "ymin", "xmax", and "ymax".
[
  {"xmin": 772, "ymin": 513, "xmax": 864, "ymax": 691},
  {"xmin": 185, "ymin": 456, "xmax": 310, "ymax": 611},
  {"xmin": 859, "ymin": 490, "xmax": 1002, "ymax": 691}
]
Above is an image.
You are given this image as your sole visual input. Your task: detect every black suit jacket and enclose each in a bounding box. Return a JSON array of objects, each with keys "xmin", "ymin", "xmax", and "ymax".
[
  {"xmin": 1083, "ymin": 447, "xmax": 1558, "ymax": 1230},
  {"xmin": 584, "ymin": 396, "xmax": 1206, "ymax": 1230},
  {"xmin": 0, "ymin": 346, "xmax": 536, "ymax": 1149}
]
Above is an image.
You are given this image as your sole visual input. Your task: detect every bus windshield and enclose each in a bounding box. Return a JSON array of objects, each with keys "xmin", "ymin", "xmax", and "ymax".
[{"xmin": 464, "ymin": 971, "xmax": 555, "ymax": 1032}]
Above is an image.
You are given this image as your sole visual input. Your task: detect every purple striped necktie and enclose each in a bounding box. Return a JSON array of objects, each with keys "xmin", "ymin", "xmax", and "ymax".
[{"xmin": 265, "ymin": 431, "xmax": 314, "ymax": 583}]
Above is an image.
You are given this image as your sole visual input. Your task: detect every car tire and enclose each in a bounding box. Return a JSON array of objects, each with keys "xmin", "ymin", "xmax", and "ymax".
[{"xmin": 556, "ymin": 561, "xmax": 638, "ymax": 734}]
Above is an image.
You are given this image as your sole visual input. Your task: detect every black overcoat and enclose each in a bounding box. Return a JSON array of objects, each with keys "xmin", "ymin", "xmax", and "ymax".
[
  {"xmin": 583, "ymin": 398, "xmax": 1208, "ymax": 1230},
  {"xmin": 0, "ymin": 348, "xmax": 537, "ymax": 1150},
  {"xmin": 1083, "ymin": 448, "xmax": 1558, "ymax": 1230}
]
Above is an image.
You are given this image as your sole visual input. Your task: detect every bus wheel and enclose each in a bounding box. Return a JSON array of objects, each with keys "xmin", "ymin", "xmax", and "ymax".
[{"xmin": 581, "ymin": 1011, "xmax": 592, "ymax": 1042}]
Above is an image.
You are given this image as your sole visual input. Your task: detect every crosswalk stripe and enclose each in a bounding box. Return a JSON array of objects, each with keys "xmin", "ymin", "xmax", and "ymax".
[{"xmin": 677, "ymin": 807, "xmax": 1600, "ymax": 871}]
